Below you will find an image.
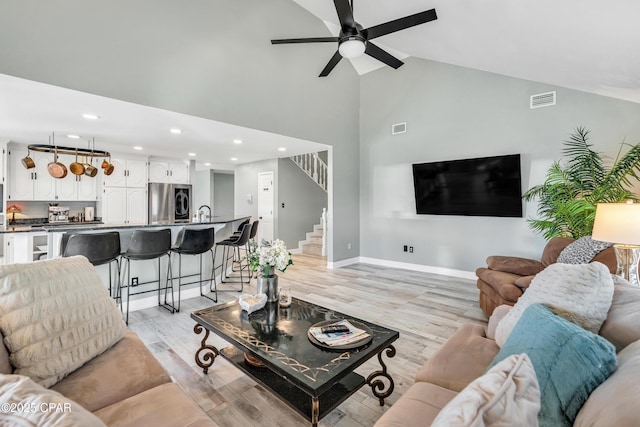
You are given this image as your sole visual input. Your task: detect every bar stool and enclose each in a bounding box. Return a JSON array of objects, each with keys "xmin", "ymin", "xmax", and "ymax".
[
  {"xmin": 170, "ymin": 227, "xmax": 216, "ymax": 311},
  {"xmin": 233, "ymin": 220, "xmax": 259, "ymax": 277},
  {"xmin": 120, "ymin": 228, "xmax": 174, "ymax": 324},
  {"xmin": 61, "ymin": 231, "xmax": 121, "ymax": 298},
  {"xmin": 212, "ymin": 222, "xmax": 252, "ymax": 292}
]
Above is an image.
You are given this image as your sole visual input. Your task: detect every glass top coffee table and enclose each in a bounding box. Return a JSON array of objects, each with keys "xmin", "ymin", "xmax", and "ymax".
[{"xmin": 191, "ymin": 297, "xmax": 399, "ymax": 426}]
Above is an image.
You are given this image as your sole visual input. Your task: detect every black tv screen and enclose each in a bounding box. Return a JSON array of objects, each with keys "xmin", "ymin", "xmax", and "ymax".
[{"xmin": 412, "ymin": 154, "xmax": 523, "ymax": 217}]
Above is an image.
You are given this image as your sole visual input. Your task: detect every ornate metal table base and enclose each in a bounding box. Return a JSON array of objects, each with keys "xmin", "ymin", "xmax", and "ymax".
[
  {"xmin": 194, "ymin": 323, "xmax": 219, "ymax": 374},
  {"xmin": 366, "ymin": 344, "xmax": 396, "ymax": 406}
]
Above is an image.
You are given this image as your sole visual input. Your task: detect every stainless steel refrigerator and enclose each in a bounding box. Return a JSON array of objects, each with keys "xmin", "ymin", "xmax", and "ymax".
[{"xmin": 148, "ymin": 183, "xmax": 192, "ymax": 224}]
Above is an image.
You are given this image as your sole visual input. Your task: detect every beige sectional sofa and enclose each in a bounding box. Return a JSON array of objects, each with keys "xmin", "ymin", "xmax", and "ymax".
[
  {"xmin": 0, "ymin": 256, "xmax": 215, "ymax": 427},
  {"xmin": 375, "ymin": 282, "xmax": 640, "ymax": 426}
]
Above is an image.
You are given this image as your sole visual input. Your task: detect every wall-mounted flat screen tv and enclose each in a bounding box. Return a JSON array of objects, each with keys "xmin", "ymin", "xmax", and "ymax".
[{"xmin": 412, "ymin": 154, "xmax": 523, "ymax": 217}]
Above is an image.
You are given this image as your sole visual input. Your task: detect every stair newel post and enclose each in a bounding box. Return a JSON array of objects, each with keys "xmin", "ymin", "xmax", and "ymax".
[{"xmin": 321, "ymin": 208, "xmax": 327, "ymax": 257}]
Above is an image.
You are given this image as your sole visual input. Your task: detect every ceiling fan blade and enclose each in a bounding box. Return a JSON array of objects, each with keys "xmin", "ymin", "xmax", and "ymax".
[
  {"xmin": 271, "ymin": 37, "xmax": 339, "ymax": 44},
  {"xmin": 319, "ymin": 50, "xmax": 343, "ymax": 77},
  {"xmin": 365, "ymin": 9, "xmax": 437, "ymax": 40},
  {"xmin": 365, "ymin": 42, "xmax": 403, "ymax": 69},
  {"xmin": 333, "ymin": 0, "xmax": 355, "ymax": 29}
]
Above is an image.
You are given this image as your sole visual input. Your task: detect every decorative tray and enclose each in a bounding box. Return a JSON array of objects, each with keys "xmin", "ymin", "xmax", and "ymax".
[{"xmin": 307, "ymin": 319, "xmax": 372, "ymax": 351}]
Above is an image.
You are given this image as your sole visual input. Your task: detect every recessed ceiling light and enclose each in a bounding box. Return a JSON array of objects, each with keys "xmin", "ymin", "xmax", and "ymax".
[
  {"xmin": 170, "ymin": 128, "xmax": 182, "ymax": 134},
  {"xmin": 82, "ymin": 114, "xmax": 100, "ymax": 120},
  {"xmin": 233, "ymin": 139, "xmax": 243, "ymax": 144},
  {"xmin": 67, "ymin": 134, "xmax": 80, "ymax": 139},
  {"xmin": 204, "ymin": 162, "xmax": 211, "ymax": 166},
  {"xmin": 133, "ymin": 146, "xmax": 143, "ymax": 150},
  {"xmin": 278, "ymin": 147, "xmax": 286, "ymax": 152},
  {"xmin": 188, "ymin": 152, "xmax": 196, "ymax": 157},
  {"xmin": 231, "ymin": 157, "xmax": 238, "ymax": 161}
]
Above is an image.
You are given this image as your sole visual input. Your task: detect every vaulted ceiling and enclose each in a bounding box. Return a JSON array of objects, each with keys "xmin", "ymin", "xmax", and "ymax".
[
  {"xmin": 1, "ymin": 0, "xmax": 638, "ymax": 169},
  {"xmin": 291, "ymin": 0, "xmax": 640, "ymax": 103}
]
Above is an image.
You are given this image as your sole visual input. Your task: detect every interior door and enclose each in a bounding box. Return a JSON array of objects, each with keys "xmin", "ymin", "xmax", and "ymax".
[{"xmin": 258, "ymin": 171, "xmax": 274, "ymax": 242}]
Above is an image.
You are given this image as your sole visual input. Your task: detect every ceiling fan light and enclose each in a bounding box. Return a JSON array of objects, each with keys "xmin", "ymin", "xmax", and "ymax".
[{"xmin": 339, "ymin": 38, "xmax": 366, "ymax": 59}]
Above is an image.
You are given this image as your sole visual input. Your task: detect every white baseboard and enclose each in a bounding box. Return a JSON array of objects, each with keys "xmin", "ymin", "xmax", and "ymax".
[
  {"xmin": 331, "ymin": 256, "xmax": 476, "ymax": 280},
  {"xmin": 289, "ymin": 248, "xmax": 302, "ymax": 254},
  {"xmin": 327, "ymin": 257, "xmax": 360, "ymax": 269}
]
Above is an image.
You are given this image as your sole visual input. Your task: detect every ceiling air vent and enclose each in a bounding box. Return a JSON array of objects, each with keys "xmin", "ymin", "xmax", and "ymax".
[
  {"xmin": 530, "ymin": 91, "xmax": 556, "ymax": 109},
  {"xmin": 392, "ymin": 122, "xmax": 407, "ymax": 135}
]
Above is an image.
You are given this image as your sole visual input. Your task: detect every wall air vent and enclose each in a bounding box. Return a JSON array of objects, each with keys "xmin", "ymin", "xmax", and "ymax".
[
  {"xmin": 392, "ymin": 122, "xmax": 407, "ymax": 135},
  {"xmin": 530, "ymin": 91, "xmax": 556, "ymax": 109}
]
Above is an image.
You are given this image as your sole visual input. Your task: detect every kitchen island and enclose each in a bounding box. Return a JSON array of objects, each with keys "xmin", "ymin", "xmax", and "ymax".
[{"xmin": 1, "ymin": 216, "xmax": 251, "ymax": 313}]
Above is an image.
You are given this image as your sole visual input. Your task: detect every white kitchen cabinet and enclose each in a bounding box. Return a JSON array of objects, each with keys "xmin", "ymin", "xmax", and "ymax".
[
  {"xmin": 7, "ymin": 149, "xmax": 56, "ymax": 201},
  {"xmin": 102, "ymin": 158, "xmax": 147, "ymax": 188},
  {"xmin": 4, "ymin": 232, "xmax": 47, "ymax": 264},
  {"xmin": 53, "ymin": 155, "xmax": 98, "ymax": 201},
  {"xmin": 102, "ymin": 186, "xmax": 147, "ymax": 225},
  {"xmin": 148, "ymin": 160, "xmax": 189, "ymax": 184},
  {"xmin": 55, "ymin": 174, "xmax": 98, "ymax": 201}
]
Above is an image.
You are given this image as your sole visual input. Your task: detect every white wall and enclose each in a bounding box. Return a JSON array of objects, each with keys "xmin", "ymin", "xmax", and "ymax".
[
  {"xmin": 359, "ymin": 57, "xmax": 640, "ymax": 272},
  {"xmin": 234, "ymin": 159, "xmax": 278, "ymax": 234},
  {"xmin": 213, "ymin": 172, "xmax": 234, "ymax": 217}
]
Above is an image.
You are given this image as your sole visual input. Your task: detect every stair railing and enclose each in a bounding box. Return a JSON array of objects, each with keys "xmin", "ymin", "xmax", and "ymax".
[{"xmin": 290, "ymin": 153, "xmax": 328, "ymax": 192}]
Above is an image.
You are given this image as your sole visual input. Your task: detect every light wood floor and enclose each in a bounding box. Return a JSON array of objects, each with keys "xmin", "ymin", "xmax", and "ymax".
[{"xmin": 128, "ymin": 254, "xmax": 487, "ymax": 427}]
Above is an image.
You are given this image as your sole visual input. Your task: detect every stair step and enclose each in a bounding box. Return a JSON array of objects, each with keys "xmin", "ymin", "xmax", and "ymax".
[
  {"xmin": 309, "ymin": 236, "xmax": 322, "ymax": 245},
  {"xmin": 302, "ymin": 243, "xmax": 323, "ymax": 256}
]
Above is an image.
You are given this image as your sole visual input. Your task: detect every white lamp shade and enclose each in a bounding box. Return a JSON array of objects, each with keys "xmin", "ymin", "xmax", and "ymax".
[
  {"xmin": 339, "ymin": 38, "xmax": 366, "ymax": 58},
  {"xmin": 592, "ymin": 202, "xmax": 640, "ymax": 245}
]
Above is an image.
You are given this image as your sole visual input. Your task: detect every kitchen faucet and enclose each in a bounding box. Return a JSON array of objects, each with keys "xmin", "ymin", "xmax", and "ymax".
[{"xmin": 198, "ymin": 205, "xmax": 212, "ymax": 222}]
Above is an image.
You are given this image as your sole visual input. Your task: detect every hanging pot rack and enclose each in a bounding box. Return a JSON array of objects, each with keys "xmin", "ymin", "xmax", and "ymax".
[{"xmin": 26, "ymin": 144, "xmax": 111, "ymax": 158}]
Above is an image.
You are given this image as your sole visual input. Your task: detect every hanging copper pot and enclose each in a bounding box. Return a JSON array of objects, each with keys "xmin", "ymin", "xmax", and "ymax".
[
  {"xmin": 70, "ymin": 148, "xmax": 85, "ymax": 175},
  {"xmin": 103, "ymin": 155, "xmax": 115, "ymax": 176},
  {"xmin": 84, "ymin": 156, "xmax": 98, "ymax": 177},
  {"xmin": 21, "ymin": 148, "xmax": 35, "ymax": 169},
  {"xmin": 83, "ymin": 139, "xmax": 98, "ymax": 177},
  {"xmin": 47, "ymin": 144, "xmax": 67, "ymax": 179}
]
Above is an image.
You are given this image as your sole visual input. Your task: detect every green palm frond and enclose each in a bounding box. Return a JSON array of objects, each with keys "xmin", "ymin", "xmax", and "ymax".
[{"xmin": 524, "ymin": 127, "xmax": 640, "ymax": 239}]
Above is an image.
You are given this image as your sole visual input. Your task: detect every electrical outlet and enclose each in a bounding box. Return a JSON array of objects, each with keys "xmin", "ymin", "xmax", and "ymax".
[
  {"xmin": 403, "ymin": 245, "xmax": 408, "ymax": 252},
  {"xmin": 347, "ymin": 242, "xmax": 352, "ymax": 250},
  {"xmin": 131, "ymin": 277, "xmax": 139, "ymax": 286},
  {"xmin": 409, "ymin": 246, "xmax": 414, "ymax": 253}
]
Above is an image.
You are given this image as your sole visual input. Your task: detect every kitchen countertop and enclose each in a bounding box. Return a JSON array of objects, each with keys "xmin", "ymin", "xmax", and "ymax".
[{"xmin": 1, "ymin": 216, "xmax": 250, "ymax": 234}]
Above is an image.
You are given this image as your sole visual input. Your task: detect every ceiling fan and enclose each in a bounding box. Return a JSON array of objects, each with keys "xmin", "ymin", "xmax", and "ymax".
[{"xmin": 271, "ymin": 0, "xmax": 438, "ymax": 77}]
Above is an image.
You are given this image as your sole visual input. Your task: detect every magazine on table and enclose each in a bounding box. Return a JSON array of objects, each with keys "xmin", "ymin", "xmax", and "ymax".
[{"xmin": 308, "ymin": 319, "xmax": 370, "ymax": 346}]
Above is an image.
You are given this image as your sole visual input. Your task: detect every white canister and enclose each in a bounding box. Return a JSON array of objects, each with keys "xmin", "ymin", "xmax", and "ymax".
[{"xmin": 84, "ymin": 206, "xmax": 95, "ymax": 222}]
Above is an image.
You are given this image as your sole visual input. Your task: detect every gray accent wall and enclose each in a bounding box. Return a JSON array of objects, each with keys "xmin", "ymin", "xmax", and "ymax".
[
  {"xmin": 213, "ymin": 172, "xmax": 234, "ymax": 217},
  {"xmin": 0, "ymin": 0, "xmax": 360, "ymax": 263},
  {"xmin": 360, "ymin": 57, "xmax": 640, "ymax": 272},
  {"xmin": 234, "ymin": 159, "xmax": 278, "ymax": 235},
  {"xmin": 277, "ymin": 158, "xmax": 327, "ymax": 249}
]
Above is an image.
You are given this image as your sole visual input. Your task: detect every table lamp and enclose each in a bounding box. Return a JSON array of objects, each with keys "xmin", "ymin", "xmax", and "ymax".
[
  {"xmin": 592, "ymin": 201, "xmax": 640, "ymax": 287},
  {"xmin": 7, "ymin": 205, "xmax": 21, "ymax": 226}
]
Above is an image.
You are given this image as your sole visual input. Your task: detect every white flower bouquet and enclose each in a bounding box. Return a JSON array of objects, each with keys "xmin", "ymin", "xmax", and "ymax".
[{"xmin": 247, "ymin": 239, "xmax": 293, "ymax": 277}]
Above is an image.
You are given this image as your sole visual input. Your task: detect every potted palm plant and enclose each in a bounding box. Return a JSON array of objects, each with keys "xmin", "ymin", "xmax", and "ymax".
[{"xmin": 523, "ymin": 127, "xmax": 640, "ymax": 239}]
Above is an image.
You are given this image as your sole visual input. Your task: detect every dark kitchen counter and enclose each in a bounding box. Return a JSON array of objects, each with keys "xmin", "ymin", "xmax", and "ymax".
[{"xmin": 1, "ymin": 216, "xmax": 250, "ymax": 234}]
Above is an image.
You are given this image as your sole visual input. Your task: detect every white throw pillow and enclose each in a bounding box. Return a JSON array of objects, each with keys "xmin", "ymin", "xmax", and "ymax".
[
  {"xmin": 431, "ymin": 353, "xmax": 540, "ymax": 427},
  {"xmin": 495, "ymin": 262, "xmax": 614, "ymax": 347},
  {"xmin": 0, "ymin": 256, "xmax": 126, "ymax": 387},
  {"xmin": 0, "ymin": 374, "xmax": 106, "ymax": 426}
]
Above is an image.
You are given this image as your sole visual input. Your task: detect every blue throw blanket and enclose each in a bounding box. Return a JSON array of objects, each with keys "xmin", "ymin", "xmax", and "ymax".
[{"xmin": 489, "ymin": 303, "xmax": 616, "ymax": 427}]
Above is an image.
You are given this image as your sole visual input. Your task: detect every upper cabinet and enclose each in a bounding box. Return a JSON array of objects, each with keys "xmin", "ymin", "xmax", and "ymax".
[
  {"xmin": 148, "ymin": 160, "xmax": 189, "ymax": 184},
  {"xmin": 7, "ymin": 149, "xmax": 97, "ymax": 201},
  {"xmin": 8, "ymin": 149, "xmax": 55, "ymax": 201},
  {"xmin": 102, "ymin": 158, "xmax": 147, "ymax": 188}
]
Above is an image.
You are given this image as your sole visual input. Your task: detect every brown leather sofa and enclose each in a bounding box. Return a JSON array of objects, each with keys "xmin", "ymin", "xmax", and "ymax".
[{"xmin": 475, "ymin": 237, "xmax": 617, "ymax": 316}]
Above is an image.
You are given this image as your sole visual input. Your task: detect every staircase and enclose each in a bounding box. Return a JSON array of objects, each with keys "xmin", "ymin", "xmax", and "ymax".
[
  {"xmin": 290, "ymin": 152, "xmax": 328, "ymax": 192},
  {"xmin": 300, "ymin": 223, "xmax": 325, "ymax": 257}
]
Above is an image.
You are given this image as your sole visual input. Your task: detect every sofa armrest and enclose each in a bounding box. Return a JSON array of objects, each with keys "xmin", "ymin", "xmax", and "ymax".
[
  {"xmin": 486, "ymin": 256, "xmax": 545, "ymax": 276},
  {"xmin": 415, "ymin": 324, "xmax": 499, "ymax": 392}
]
